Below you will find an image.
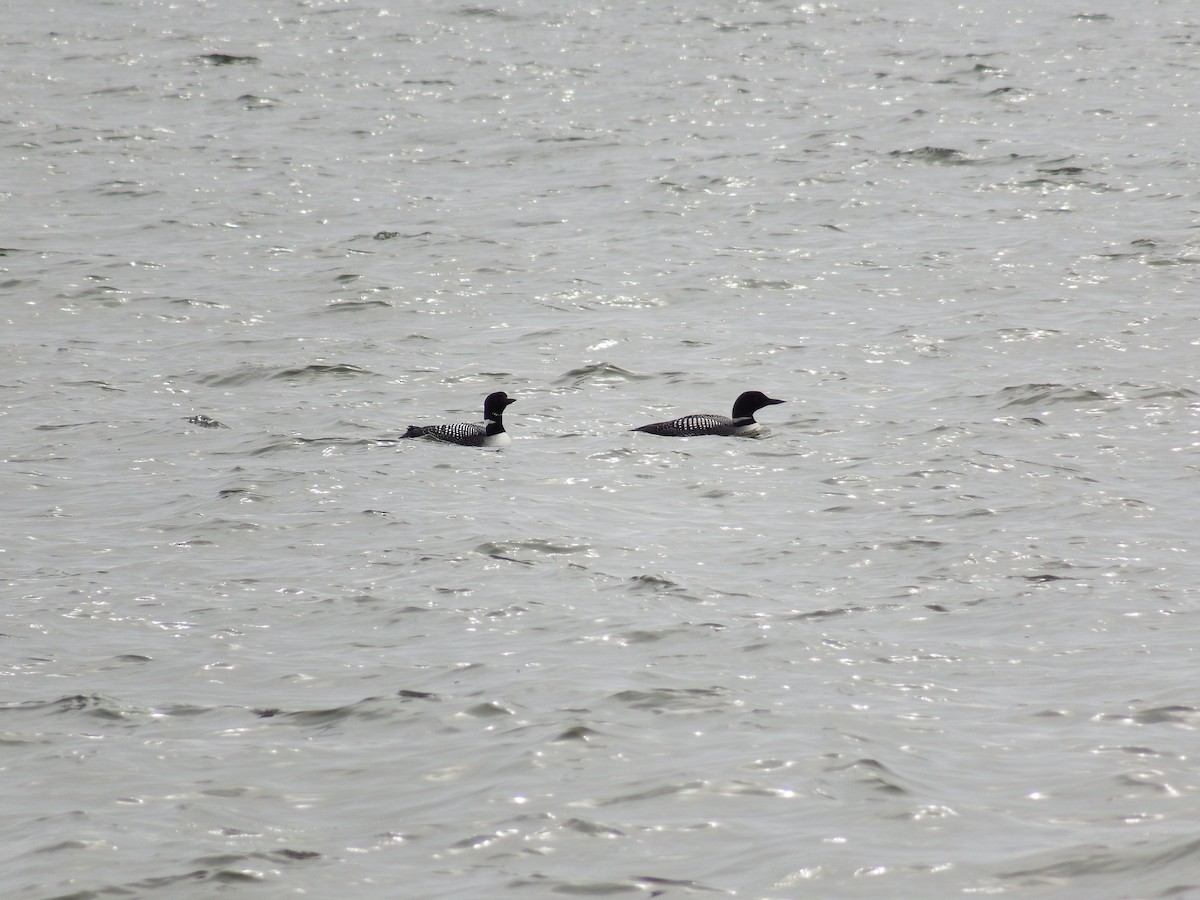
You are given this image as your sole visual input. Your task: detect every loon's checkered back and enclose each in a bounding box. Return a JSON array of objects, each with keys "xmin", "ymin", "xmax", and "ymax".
[
  {"xmin": 632, "ymin": 414, "xmax": 737, "ymax": 437},
  {"xmin": 403, "ymin": 422, "xmax": 489, "ymax": 446}
]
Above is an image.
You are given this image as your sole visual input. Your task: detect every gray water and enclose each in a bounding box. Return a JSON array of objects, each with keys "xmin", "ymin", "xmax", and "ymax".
[{"xmin": 4, "ymin": 0, "xmax": 1200, "ymax": 897}]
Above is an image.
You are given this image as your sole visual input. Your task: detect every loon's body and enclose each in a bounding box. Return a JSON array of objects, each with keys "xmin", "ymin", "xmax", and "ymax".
[
  {"xmin": 632, "ymin": 391, "xmax": 784, "ymax": 437},
  {"xmin": 401, "ymin": 391, "xmax": 516, "ymax": 447}
]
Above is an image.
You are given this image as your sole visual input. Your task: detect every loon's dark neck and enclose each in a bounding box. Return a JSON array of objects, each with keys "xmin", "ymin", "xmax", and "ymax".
[{"xmin": 480, "ymin": 392, "xmax": 515, "ymax": 435}]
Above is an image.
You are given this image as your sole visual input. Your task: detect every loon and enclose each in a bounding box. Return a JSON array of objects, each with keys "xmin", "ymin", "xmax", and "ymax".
[
  {"xmin": 401, "ymin": 391, "xmax": 516, "ymax": 447},
  {"xmin": 632, "ymin": 390, "xmax": 785, "ymax": 437}
]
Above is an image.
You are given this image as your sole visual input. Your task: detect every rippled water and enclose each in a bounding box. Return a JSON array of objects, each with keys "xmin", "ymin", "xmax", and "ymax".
[{"xmin": 5, "ymin": 1, "xmax": 1200, "ymax": 897}]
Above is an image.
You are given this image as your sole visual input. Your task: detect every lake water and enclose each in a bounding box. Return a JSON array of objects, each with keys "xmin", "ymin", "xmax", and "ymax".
[{"xmin": 4, "ymin": 1, "xmax": 1200, "ymax": 897}]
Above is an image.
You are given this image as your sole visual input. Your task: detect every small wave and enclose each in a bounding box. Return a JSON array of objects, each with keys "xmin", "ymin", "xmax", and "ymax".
[
  {"xmin": 237, "ymin": 94, "xmax": 279, "ymax": 110},
  {"xmin": 281, "ymin": 696, "xmax": 395, "ymax": 725},
  {"xmin": 1097, "ymin": 705, "xmax": 1198, "ymax": 726},
  {"xmin": 476, "ymin": 539, "xmax": 592, "ymax": 561},
  {"xmin": 555, "ymin": 362, "xmax": 650, "ymax": 387},
  {"xmin": 1001, "ymin": 834, "xmax": 1200, "ymax": 884},
  {"xmin": 55, "ymin": 848, "xmax": 319, "ymax": 894},
  {"xmin": 889, "ymin": 146, "xmax": 973, "ymax": 165},
  {"xmin": 552, "ymin": 726, "xmax": 601, "ymax": 743},
  {"xmin": 995, "ymin": 383, "xmax": 1109, "ymax": 407},
  {"xmin": 608, "ymin": 687, "xmax": 728, "ymax": 712},
  {"xmin": 985, "ymin": 86, "xmax": 1032, "ymax": 99},
  {"xmin": 463, "ymin": 701, "xmax": 514, "ymax": 718},
  {"xmin": 236, "ymin": 436, "xmax": 372, "ymax": 457},
  {"xmin": 321, "ymin": 299, "xmax": 394, "ymax": 313},
  {"xmin": 508, "ymin": 872, "xmax": 729, "ymax": 895},
  {"xmin": 193, "ymin": 363, "xmax": 373, "ymax": 387}
]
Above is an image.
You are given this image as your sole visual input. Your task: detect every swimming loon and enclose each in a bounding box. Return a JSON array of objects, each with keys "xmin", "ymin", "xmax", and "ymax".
[
  {"xmin": 401, "ymin": 391, "xmax": 516, "ymax": 447},
  {"xmin": 632, "ymin": 390, "xmax": 785, "ymax": 437}
]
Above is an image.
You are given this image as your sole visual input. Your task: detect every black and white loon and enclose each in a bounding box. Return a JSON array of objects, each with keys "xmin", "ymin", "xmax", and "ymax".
[
  {"xmin": 632, "ymin": 390, "xmax": 785, "ymax": 437},
  {"xmin": 401, "ymin": 391, "xmax": 516, "ymax": 447}
]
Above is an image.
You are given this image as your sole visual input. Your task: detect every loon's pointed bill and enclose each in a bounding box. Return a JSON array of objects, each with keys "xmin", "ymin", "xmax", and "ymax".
[
  {"xmin": 401, "ymin": 391, "xmax": 516, "ymax": 447},
  {"xmin": 632, "ymin": 390, "xmax": 784, "ymax": 437}
]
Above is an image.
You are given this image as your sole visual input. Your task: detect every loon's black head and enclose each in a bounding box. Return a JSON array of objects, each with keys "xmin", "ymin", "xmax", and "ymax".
[
  {"xmin": 732, "ymin": 391, "xmax": 785, "ymax": 419},
  {"xmin": 483, "ymin": 391, "xmax": 516, "ymax": 420}
]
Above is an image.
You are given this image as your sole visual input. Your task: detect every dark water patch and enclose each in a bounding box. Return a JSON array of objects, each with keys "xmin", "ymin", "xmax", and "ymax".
[
  {"xmin": 1135, "ymin": 386, "xmax": 1197, "ymax": 400},
  {"xmin": 74, "ymin": 852, "xmax": 314, "ymax": 895},
  {"xmin": 562, "ymin": 817, "xmax": 624, "ymax": 836},
  {"xmin": 598, "ymin": 781, "xmax": 705, "ymax": 806},
  {"xmin": 520, "ymin": 877, "xmax": 642, "ymax": 894},
  {"xmin": 825, "ymin": 757, "xmax": 910, "ymax": 795},
  {"xmin": 94, "ymin": 179, "xmax": 160, "ymax": 198},
  {"xmin": 34, "ymin": 420, "xmax": 102, "ymax": 431},
  {"xmin": 167, "ymin": 297, "xmax": 227, "ymax": 309},
  {"xmin": 884, "ymin": 538, "xmax": 944, "ymax": 551},
  {"xmin": 608, "ymin": 687, "xmax": 727, "ymax": 713},
  {"xmin": 483, "ymin": 604, "xmax": 531, "ymax": 619},
  {"xmin": 397, "ymin": 689, "xmax": 438, "ymax": 700},
  {"xmin": 463, "ymin": 701, "xmax": 514, "ymax": 718},
  {"xmin": 889, "ymin": 146, "xmax": 973, "ymax": 165},
  {"xmin": 1145, "ymin": 255, "xmax": 1200, "ymax": 267},
  {"xmin": 985, "ymin": 86, "xmax": 1032, "ymax": 100},
  {"xmin": 1039, "ymin": 164, "xmax": 1091, "ymax": 177},
  {"xmin": 634, "ymin": 875, "xmax": 728, "ymax": 893},
  {"xmin": 787, "ymin": 604, "xmax": 883, "ymax": 621},
  {"xmin": 455, "ymin": 6, "xmax": 521, "ymax": 21},
  {"xmin": 155, "ymin": 704, "xmax": 215, "ymax": 718},
  {"xmin": 217, "ymin": 487, "xmax": 266, "ymax": 501},
  {"xmin": 195, "ymin": 53, "xmax": 260, "ymax": 65},
  {"xmin": 473, "ymin": 546, "xmax": 535, "ymax": 566},
  {"xmin": 552, "ymin": 726, "xmax": 600, "ymax": 743},
  {"xmin": 990, "ymin": 415, "xmax": 1046, "ymax": 427},
  {"xmin": 727, "ymin": 277, "xmax": 801, "ymax": 291},
  {"xmin": 617, "ymin": 628, "xmax": 680, "ymax": 645}
]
